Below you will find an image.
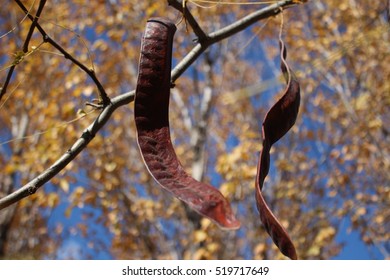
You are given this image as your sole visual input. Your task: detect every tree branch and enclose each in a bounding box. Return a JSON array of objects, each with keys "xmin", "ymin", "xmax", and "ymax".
[
  {"xmin": 0, "ymin": 0, "xmax": 47, "ymax": 102},
  {"xmin": 23, "ymin": 0, "xmax": 46, "ymax": 53},
  {"xmin": 168, "ymin": 0, "xmax": 208, "ymax": 41},
  {"xmin": 12, "ymin": 0, "xmax": 110, "ymax": 106},
  {"xmin": 170, "ymin": 0, "xmax": 298, "ymax": 80},
  {"xmin": 0, "ymin": 0, "xmax": 301, "ymax": 210}
]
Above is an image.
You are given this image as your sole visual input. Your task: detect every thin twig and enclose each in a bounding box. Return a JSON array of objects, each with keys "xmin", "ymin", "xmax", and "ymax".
[
  {"xmin": 13, "ymin": 0, "xmax": 110, "ymax": 106},
  {"xmin": 171, "ymin": 0, "xmax": 297, "ymax": 80},
  {"xmin": 0, "ymin": 67, "xmax": 16, "ymax": 102},
  {"xmin": 168, "ymin": 0, "xmax": 208, "ymax": 41},
  {"xmin": 23, "ymin": 0, "xmax": 46, "ymax": 52},
  {"xmin": 0, "ymin": 1, "xmax": 46, "ymax": 102}
]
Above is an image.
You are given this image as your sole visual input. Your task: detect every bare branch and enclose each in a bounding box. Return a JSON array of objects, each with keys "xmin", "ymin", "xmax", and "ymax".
[
  {"xmin": 168, "ymin": 0, "xmax": 208, "ymax": 41},
  {"xmin": 0, "ymin": 96, "xmax": 126, "ymax": 210},
  {"xmin": 23, "ymin": 0, "xmax": 47, "ymax": 53},
  {"xmin": 0, "ymin": 0, "xmax": 47, "ymax": 102},
  {"xmin": 12, "ymin": 0, "xmax": 110, "ymax": 106},
  {"xmin": 171, "ymin": 0, "xmax": 298, "ymax": 80}
]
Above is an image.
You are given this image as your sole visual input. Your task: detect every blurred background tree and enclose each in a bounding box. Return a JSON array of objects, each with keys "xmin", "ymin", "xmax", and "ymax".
[{"xmin": 0, "ymin": 0, "xmax": 388, "ymax": 259}]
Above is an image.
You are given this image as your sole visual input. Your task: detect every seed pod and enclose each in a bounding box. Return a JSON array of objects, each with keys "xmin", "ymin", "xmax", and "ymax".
[
  {"xmin": 255, "ymin": 37, "xmax": 300, "ymax": 260},
  {"xmin": 134, "ymin": 18, "xmax": 240, "ymax": 230}
]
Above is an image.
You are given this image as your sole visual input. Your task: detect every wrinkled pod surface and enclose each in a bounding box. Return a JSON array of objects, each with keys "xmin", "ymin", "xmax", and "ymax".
[{"xmin": 134, "ymin": 18, "xmax": 240, "ymax": 230}]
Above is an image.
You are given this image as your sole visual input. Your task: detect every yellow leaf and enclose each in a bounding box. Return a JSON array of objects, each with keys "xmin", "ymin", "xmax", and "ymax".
[
  {"xmin": 328, "ymin": 190, "xmax": 337, "ymax": 197},
  {"xmin": 193, "ymin": 248, "xmax": 210, "ymax": 260},
  {"xmin": 355, "ymin": 93, "xmax": 369, "ymax": 111},
  {"xmin": 146, "ymin": 3, "xmax": 162, "ymax": 17},
  {"xmin": 356, "ymin": 207, "xmax": 367, "ymax": 216},
  {"xmin": 307, "ymin": 245, "xmax": 321, "ymax": 256},
  {"xmin": 254, "ymin": 243, "xmax": 266, "ymax": 256},
  {"xmin": 47, "ymin": 193, "xmax": 60, "ymax": 208},
  {"xmin": 194, "ymin": 230, "xmax": 207, "ymax": 243},
  {"xmin": 315, "ymin": 226, "xmax": 336, "ymax": 243},
  {"xmin": 220, "ymin": 182, "xmax": 236, "ymax": 196},
  {"xmin": 375, "ymin": 215, "xmax": 384, "ymax": 224},
  {"xmin": 206, "ymin": 242, "xmax": 219, "ymax": 253},
  {"xmin": 368, "ymin": 118, "xmax": 382, "ymax": 129},
  {"xmin": 200, "ymin": 218, "xmax": 212, "ymax": 229},
  {"xmin": 276, "ymin": 158, "xmax": 294, "ymax": 172},
  {"xmin": 60, "ymin": 179, "xmax": 69, "ymax": 193},
  {"xmin": 104, "ymin": 162, "xmax": 117, "ymax": 172}
]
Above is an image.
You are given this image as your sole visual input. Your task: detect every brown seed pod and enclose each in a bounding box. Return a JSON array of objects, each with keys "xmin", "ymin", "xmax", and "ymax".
[
  {"xmin": 134, "ymin": 18, "xmax": 240, "ymax": 230},
  {"xmin": 255, "ymin": 36, "xmax": 300, "ymax": 260}
]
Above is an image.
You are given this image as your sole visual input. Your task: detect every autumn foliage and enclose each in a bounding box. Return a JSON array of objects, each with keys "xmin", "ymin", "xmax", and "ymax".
[{"xmin": 0, "ymin": 0, "xmax": 389, "ymax": 259}]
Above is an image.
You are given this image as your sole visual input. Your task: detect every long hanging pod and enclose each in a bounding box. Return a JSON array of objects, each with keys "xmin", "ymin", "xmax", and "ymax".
[
  {"xmin": 255, "ymin": 33, "xmax": 300, "ymax": 259},
  {"xmin": 134, "ymin": 18, "xmax": 240, "ymax": 230}
]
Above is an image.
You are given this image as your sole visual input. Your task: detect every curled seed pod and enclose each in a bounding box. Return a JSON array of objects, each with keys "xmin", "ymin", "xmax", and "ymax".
[
  {"xmin": 255, "ymin": 37, "xmax": 300, "ymax": 260},
  {"xmin": 134, "ymin": 18, "xmax": 240, "ymax": 230}
]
